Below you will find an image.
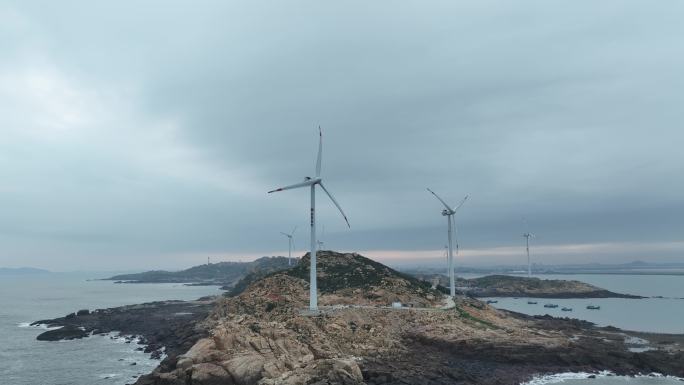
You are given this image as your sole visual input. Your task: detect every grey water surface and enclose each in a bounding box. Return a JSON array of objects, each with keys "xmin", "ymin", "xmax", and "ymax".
[
  {"xmin": 0, "ymin": 273, "xmax": 221, "ymax": 385},
  {"xmin": 481, "ymin": 273, "xmax": 684, "ymax": 384}
]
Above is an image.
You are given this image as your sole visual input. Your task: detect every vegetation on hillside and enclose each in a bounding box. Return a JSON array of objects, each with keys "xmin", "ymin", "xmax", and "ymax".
[{"xmin": 106, "ymin": 256, "xmax": 293, "ymax": 287}]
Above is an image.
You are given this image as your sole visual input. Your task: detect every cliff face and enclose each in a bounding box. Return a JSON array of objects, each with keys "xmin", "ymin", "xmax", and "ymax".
[{"xmin": 134, "ymin": 252, "xmax": 683, "ymax": 385}]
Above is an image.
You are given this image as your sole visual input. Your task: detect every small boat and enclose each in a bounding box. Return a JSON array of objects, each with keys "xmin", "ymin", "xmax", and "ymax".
[
  {"xmin": 486, "ymin": 300, "xmax": 498, "ymax": 304},
  {"xmin": 586, "ymin": 305, "xmax": 601, "ymax": 310},
  {"xmin": 561, "ymin": 307, "xmax": 573, "ymax": 312},
  {"xmin": 527, "ymin": 301, "xmax": 538, "ymax": 304},
  {"xmin": 543, "ymin": 304, "xmax": 558, "ymax": 308}
]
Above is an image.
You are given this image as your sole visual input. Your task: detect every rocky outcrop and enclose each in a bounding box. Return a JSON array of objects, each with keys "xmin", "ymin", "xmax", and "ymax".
[
  {"xmin": 32, "ymin": 299, "xmax": 216, "ymax": 362},
  {"xmin": 36, "ymin": 325, "xmax": 89, "ymax": 341}
]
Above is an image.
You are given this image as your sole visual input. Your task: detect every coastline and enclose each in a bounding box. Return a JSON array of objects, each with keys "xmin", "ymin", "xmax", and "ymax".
[
  {"xmin": 33, "ymin": 296, "xmax": 684, "ymax": 385},
  {"xmin": 27, "ymin": 264, "xmax": 683, "ymax": 385}
]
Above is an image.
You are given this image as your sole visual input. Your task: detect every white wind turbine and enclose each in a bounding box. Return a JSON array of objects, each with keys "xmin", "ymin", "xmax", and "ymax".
[
  {"xmin": 523, "ymin": 232, "xmax": 534, "ymax": 277},
  {"xmin": 268, "ymin": 127, "xmax": 350, "ymax": 311},
  {"xmin": 317, "ymin": 224, "xmax": 325, "ymax": 250},
  {"xmin": 427, "ymin": 188, "xmax": 468, "ymax": 297},
  {"xmin": 280, "ymin": 226, "xmax": 297, "ymax": 266}
]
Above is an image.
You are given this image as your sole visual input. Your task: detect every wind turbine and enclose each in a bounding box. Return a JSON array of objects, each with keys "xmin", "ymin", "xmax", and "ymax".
[
  {"xmin": 523, "ymin": 232, "xmax": 534, "ymax": 277},
  {"xmin": 268, "ymin": 127, "xmax": 350, "ymax": 311},
  {"xmin": 280, "ymin": 226, "xmax": 297, "ymax": 266},
  {"xmin": 317, "ymin": 224, "xmax": 325, "ymax": 250},
  {"xmin": 427, "ymin": 188, "xmax": 468, "ymax": 297}
]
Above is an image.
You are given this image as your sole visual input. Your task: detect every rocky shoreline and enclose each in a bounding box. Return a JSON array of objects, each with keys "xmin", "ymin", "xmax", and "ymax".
[
  {"xmin": 33, "ymin": 299, "xmax": 684, "ymax": 385},
  {"xmin": 32, "ymin": 297, "xmax": 216, "ymax": 363}
]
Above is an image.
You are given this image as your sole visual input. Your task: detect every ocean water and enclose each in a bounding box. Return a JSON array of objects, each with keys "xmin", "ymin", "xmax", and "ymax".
[
  {"xmin": 481, "ymin": 274, "xmax": 684, "ymax": 333},
  {"xmin": 479, "ymin": 273, "xmax": 684, "ymax": 385},
  {"xmin": 0, "ymin": 273, "xmax": 221, "ymax": 385}
]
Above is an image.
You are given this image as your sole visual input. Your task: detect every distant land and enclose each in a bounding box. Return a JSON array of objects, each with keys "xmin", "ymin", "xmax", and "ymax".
[
  {"xmin": 400, "ymin": 260, "xmax": 684, "ymax": 276},
  {"xmin": 104, "ymin": 256, "xmax": 293, "ymax": 289},
  {"xmin": 105, "ymin": 255, "xmax": 642, "ymax": 299},
  {"xmin": 0, "ymin": 267, "xmax": 51, "ymax": 275}
]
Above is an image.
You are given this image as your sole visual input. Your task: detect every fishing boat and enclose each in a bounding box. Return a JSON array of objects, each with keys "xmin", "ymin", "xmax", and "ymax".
[
  {"xmin": 586, "ymin": 305, "xmax": 601, "ymax": 310},
  {"xmin": 486, "ymin": 300, "xmax": 498, "ymax": 304},
  {"xmin": 543, "ymin": 304, "xmax": 558, "ymax": 308},
  {"xmin": 561, "ymin": 307, "xmax": 573, "ymax": 311},
  {"xmin": 527, "ymin": 301, "xmax": 538, "ymax": 304}
]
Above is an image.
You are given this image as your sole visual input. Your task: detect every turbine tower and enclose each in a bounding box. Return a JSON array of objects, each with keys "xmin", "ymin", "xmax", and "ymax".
[
  {"xmin": 280, "ymin": 226, "xmax": 297, "ymax": 266},
  {"xmin": 427, "ymin": 188, "xmax": 468, "ymax": 297},
  {"xmin": 523, "ymin": 232, "xmax": 534, "ymax": 277},
  {"xmin": 268, "ymin": 127, "xmax": 350, "ymax": 311}
]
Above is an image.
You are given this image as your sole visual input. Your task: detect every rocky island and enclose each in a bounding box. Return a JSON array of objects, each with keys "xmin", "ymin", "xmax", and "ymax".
[
  {"xmin": 411, "ymin": 273, "xmax": 643, "ymax": 298},
  {"xmin": 36, "ymin": 252, "xmax": 682, "ymax": 385},
  {"xmin": 457, "ymin": 274, "xmax": 643, "ymax": 298}
]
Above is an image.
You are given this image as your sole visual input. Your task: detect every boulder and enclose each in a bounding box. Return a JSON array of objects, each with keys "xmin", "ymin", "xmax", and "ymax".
[
  {"xmin": 37, "ymin": 326, "xmax": 88, "ymax": 341},
  {"xmin": 223, "ymin": 354, "xmax": 265, "ymax": 385},
  {"xmin": 191, "ymin": 363, "xmax": 233, "ymax": 385}
]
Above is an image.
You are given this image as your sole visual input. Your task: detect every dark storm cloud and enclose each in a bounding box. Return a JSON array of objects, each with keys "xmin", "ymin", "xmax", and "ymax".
[{"xmin": 1, "ymin": 1, "xmax": 683, "ymax": 270}]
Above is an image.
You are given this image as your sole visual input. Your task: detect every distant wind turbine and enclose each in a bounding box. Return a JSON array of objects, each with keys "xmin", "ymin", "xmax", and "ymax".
[
  {"xmin": 281, "ymin": 226, "xmax": 297, "ymax": 266},
  {"xmin": 523, "ymin": 232, "xmax": 534, "ymax": 277},
  {"xmin": 268, "ymin": 127, "xmax": 350, "ymax": 311},
  {"xmin": 427, "ymin": 188, "xmax": 468, "ymax": 297},
  {"xmin": 317, "ymin": 224, "xmax": 325, "ymax": 250}
]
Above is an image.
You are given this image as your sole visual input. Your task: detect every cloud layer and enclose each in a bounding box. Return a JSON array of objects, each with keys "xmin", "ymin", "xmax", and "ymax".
[{"xmin": 1, "ymin": 1, "xmax": 683, "ymax": 270}]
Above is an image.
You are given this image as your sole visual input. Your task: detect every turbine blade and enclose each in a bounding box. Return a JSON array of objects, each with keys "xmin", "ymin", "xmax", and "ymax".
[
  {"xmin": 315, "ymin": 126, "xmax": 322, "ymax": 178},
  {"xmin": 426, "ymin": 188, "xmax": 452, "ymax": 211},
  {"xmin": 268, "ymin": 179, "xmax": 314, "ymax": 193},
  {"xmin": 452, "ymin": 194, "xmax": 469, "ymax": 213},
  {"xmin": 280, "ymin": 232, "xmax": 290, "ymax": 237},
  {"xmin": 291, "ymin": 226, "xmax": 297, "ymax": 236},
  {"xmin": 319, "ymin": 183, "xmax": 350, "ymax": 228}
]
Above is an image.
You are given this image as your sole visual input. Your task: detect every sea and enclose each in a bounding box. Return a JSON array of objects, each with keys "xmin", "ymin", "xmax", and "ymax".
[
  {"xmin": 478, "ymin": 274, "xmax": 684, "ymax": 334},
  {"xmin": 0, "ymin": 272, "xmax": 221, "ymax": 385},
  {"xmin": 475, "ymin": 273, "xmax": 684, "ymax": 385},
  {"xmin": 0, "ymin": 272, "xmax": 681, "ymax": 385}
]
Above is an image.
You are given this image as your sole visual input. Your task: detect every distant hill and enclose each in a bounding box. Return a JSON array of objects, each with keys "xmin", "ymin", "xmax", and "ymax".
[
  {"xmin": 0, "ymin": 267, "xmax": 51, "ymax": 275},
  {"xmin": 461, "ymin": 275, "xmax": 642, "ymax": 298},
  {"xmin": 105, "ymin": 257, "xmax": 294, "ymax": 288},
  {"xmin": 411, "ymin": 272, "xmax": 641, "ymax": 298}
]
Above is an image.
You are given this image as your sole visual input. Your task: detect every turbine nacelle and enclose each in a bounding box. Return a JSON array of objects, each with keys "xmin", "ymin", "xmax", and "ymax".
[{"xmin": 303, "ymin": 176, "xmax": 321, "ymax": 184}]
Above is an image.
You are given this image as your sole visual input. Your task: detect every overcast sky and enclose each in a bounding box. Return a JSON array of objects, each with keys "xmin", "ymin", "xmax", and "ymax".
[{"xmin": 1, "ymin": 1, "xmax": 683, "ymax": 271}]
